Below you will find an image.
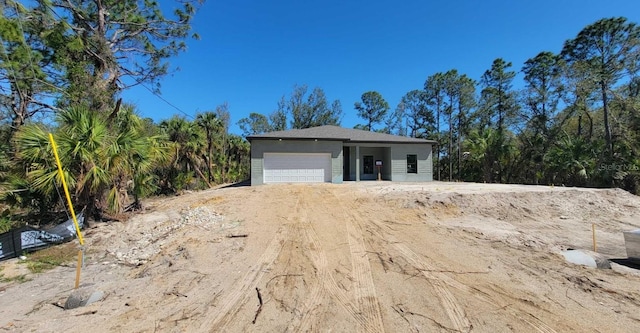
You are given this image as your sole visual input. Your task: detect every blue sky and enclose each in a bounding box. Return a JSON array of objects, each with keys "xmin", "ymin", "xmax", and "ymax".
[{"xmin": 121, "ymin": 0, "xmax": 640, "ymax": 135}]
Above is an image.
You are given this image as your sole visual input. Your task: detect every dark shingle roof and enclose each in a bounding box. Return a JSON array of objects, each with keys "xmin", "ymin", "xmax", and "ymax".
[{"xmin": 247, "ymin": 125, "xmax": 436, "ymax": 144}]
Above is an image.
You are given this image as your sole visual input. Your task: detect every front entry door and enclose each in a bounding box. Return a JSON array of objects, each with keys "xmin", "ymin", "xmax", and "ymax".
[{"xmin": 343, "ymin": 147, "xmax": 350, "ymax": 181}]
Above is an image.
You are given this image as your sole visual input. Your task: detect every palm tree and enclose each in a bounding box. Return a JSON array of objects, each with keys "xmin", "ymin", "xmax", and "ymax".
[
  {"xmin": 13, "ymin": 106, "xmax": 171, "ymax": 217},
  {"xmin": 15, "ymin": 106, "xmax": 111, "ymax": 219},
  {"xmin": 105, "ymin": 106, "xmax": 171, "ymax": 212},
  {"xmin": 226, "ymin": 134, "xmax": 250, "ymax": 182},
  {"xmin": 544, "ymin": 134, "xmax": 596, "ymax": 186},
  {"xmin": 160, "ymin": 116, "xmax": 210, "ymax": 190},
  {"xmin": 0, "ymin": 141, "xmax": 51, "ymax": 224},
  {"xmin": 195, "ymin": 111, "xmax": 222, "ymax": 184},
  {"xmin": 463, "ymin": 128, "xmax": 495, "ymax": 182}
]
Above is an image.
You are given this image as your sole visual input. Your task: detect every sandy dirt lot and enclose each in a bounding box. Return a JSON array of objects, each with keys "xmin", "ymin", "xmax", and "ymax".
[{"xmin": 2, "ymin": 182, "xmax": 640, "ymax": 332}]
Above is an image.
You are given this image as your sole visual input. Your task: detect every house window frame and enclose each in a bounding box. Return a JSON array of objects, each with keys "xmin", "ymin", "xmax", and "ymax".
[
  {"xmin": 407, "ymin": 154, "xmax": 417, "ymax": 174},
  {"xmin": 363, "ymin": 155, "xmax": 374, "ymax": 174}
]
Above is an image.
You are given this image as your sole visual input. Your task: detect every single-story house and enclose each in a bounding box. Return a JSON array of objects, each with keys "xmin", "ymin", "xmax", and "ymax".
[{"xmin": 247, "ymin": 125, "xmax": 437, "ymax": 185}]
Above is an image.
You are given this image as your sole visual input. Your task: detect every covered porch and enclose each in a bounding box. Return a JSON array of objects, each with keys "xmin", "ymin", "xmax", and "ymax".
[{"xmin": 343, "ymin": 144, "xmax": 391, "ymax": 181}]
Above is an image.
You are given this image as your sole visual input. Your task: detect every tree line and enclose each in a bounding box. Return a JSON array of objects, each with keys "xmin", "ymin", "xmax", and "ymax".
[
  {"xmin": 239, "ymin": 17, "xmax": 640, "ymax": 195},
  {"xmin": 0, "ymin": 0, "xmax": 250, "ymax": 231},
  {"xmin": 1, "ymin": 102, "xmax": 249, "ymax": 229}
]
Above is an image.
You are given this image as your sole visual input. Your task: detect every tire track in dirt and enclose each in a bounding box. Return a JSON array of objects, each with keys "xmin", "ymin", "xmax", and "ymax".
[
  {"xmin": 367, "ymin": 215, "xmax": 559, "ymax": 333},
  {"xmin": 288, "ymin": 193, "xmax": 329, "ymax": 332},
  {"xmin": 290, "ymin": 188, "xmax": 380, "ymax": 333},
  {"xmin": 336, "ymin": 192, "xmax": 472, "ymax": 333},
  {"xmin": 325, "ymin": 188, "xmax": 385, "ymax": 332},
  {"xmin": 199, "ymin": 212, "xmax": 292, "ymax": 332},
  {"xmin": 344, "ymin": 209, "xmax": 386, "ymax": 332},
  {"xmin": 428, "ymin": 269, "xmax": 560, "ymax": 333},
  {"xmin": 514, "ymin": 312, "xmax": 558, "ymax": 333},
  {"xmin": 390, "ymin": 241, "xmax": 472, "ymax": 331},
  {"xmin": 389, "ymin": 235, "xmax": 560, "ymax": 332}
]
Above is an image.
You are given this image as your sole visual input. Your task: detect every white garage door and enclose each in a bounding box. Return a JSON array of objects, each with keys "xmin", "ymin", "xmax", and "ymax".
[{"xmin": 263, "ymin": 153, "xmax": 332, "ymax": 183}]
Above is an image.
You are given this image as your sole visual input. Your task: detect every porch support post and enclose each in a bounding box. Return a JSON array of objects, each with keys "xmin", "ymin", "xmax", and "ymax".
[{"xmin": 355, "ymin": 145, "xmax": 360, "ymax": 182}]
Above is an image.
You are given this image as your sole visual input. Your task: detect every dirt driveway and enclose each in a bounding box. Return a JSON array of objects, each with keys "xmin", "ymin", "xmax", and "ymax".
[{"xmin": 2, "ymin": 182, "xmax": 640, "ymax": 332}]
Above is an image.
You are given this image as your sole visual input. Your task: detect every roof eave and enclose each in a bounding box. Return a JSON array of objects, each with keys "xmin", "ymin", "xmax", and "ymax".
[
  {"xmin": 247, "ymin": 137, "xmax": 348, "ymax": 142},
  {"xmin": 348, "ymin": 140, "xmax": 436, "ymax": 144},
  {"xmin": 248, "ymin": 137, "xmax": 436, "ymax": 144}
]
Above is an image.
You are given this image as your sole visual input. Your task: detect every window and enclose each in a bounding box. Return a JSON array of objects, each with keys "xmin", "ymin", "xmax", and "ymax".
[
  {"xmin": 363, "ymin": 155, "xmax": 374, "ymax": 174},
  {"xmin": 407, "ymin": 154, "xmax": 417, "ymax": 173}
]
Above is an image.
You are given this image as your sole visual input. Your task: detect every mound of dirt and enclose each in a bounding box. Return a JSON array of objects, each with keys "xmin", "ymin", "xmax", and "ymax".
[{"xmin": 1, "ymin": 182, "xmax": 640, "ymax": 332}]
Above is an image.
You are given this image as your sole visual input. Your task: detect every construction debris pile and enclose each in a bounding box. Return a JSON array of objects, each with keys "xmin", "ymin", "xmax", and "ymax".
[{"xmin": 106, "ymin": 207, "xmax": 223, "ymax": 266}]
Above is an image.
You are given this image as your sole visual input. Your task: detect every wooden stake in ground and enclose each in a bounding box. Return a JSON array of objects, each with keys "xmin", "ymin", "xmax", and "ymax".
[
  {"xmin": 74, "ymin": 250, "xmax": 83, "ymax": 289},
  {"xmin": 592, "ymin": 223, "xmax": 597, "ymax": 252}
]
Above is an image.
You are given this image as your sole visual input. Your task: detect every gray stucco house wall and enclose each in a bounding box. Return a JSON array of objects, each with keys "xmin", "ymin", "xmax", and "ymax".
[
  {"xmin": 250, "ymin": 139, "xmax": 344, "ymax": 185},
  {"xmin": 248, "ymin": 126, "xmax": 436, "ymax": 186}
]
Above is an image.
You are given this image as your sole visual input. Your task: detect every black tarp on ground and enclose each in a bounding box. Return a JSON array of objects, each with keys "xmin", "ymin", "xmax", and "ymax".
[{"xmin": 0, "ymin": 213, "xmax": 84, "ymax": 262}]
